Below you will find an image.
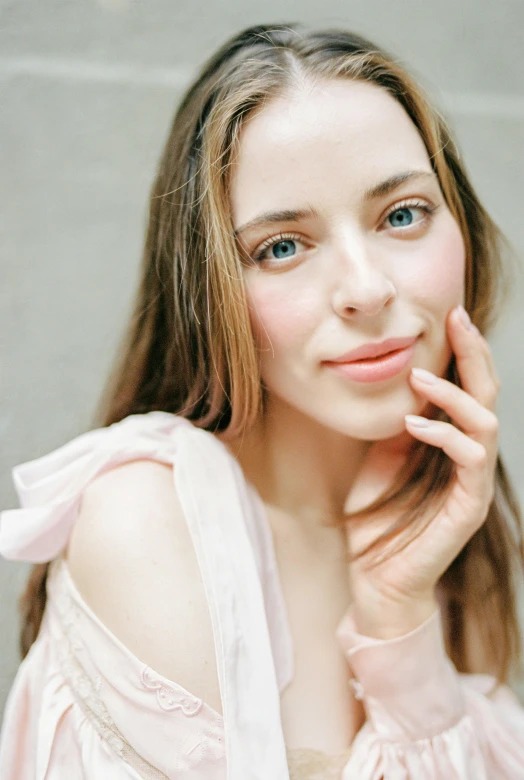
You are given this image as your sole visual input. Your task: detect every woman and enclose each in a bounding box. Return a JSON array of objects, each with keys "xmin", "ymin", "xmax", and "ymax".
[{"xmin": 1, "ymin": 22, "xmax": 523, "ymax": 779}]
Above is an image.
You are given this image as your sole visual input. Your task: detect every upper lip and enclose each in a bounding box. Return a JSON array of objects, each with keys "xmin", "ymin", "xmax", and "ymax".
[{"xmin": 325, "ymin": 336, "xmax": 418, "ymax": 363}]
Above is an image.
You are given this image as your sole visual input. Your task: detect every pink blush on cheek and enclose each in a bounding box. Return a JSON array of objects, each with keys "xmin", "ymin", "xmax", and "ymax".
[
  {"xmin": 408, "ymin": 222, "xmax": 465, "ymax": 379},
  {"xmin": 408, "ymin": 222, "xmax": 466, "ymax": 307},
  {"xmin": 247, "ymin": 285, "xmax": 320, "ymax": 352}
]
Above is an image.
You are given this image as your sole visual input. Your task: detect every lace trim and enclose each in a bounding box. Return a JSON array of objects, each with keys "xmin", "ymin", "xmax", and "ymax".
[
  {"xmin": 286, "ymin": 746, "xmax": 352, "ymax": 780},
  {"xmin": 141, "ymin": 666, "xmax": 204, "ymax": 715},
  {"xmin": 47, "ymin": 558, "xmax": 170, "ymax": 780},
  {"xmin": 47, "ymin": 557, "xmax": 352, "ymax": 780}
]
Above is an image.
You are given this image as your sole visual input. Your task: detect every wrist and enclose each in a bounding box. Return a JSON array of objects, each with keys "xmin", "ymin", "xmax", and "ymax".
[
  {"xmin": 351, "ymin": 593, "xmax": 439, "ymax": 640},
  {"xmin": 336, "ymin": 604, "xmax": 465, "ymax": 740}
]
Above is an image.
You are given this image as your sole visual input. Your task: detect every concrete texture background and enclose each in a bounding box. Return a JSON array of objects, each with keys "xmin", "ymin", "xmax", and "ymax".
[{"xmin": 1, "ymin": 0, "xmax": 524, "ymax": 722}]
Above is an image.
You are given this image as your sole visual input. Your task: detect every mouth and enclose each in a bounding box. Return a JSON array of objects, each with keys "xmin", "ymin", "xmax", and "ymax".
[
  {"xmin": 353, "ymin": 346, "xmax": 406, "ymax": 363},
  {"xmin": 323, "ymin": 339, "xmax": 418, "ymax": 383}
]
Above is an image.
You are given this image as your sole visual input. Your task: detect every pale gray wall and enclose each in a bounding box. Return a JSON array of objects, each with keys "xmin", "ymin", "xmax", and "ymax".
[{"xmin": 1, "ymin": 0, "xmax": 523, "ymax": 721}]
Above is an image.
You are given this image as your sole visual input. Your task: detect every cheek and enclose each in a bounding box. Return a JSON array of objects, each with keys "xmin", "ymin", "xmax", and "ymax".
[
  {"xmin": 407, "ymin": 219, "xmax": 466, "ymax": 378},
  {"xmin": 246, "ymin": 279, "xmax": 320, "ymax": 353},
  {"xmin": 404, "ymin": 220, "xmax": 466, "ymax": 311}
]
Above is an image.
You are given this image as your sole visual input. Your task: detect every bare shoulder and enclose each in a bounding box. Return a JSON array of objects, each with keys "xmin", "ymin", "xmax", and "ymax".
[{"xmin": 66, "ymin": 458, "xmax": 221, "ymax": 713}]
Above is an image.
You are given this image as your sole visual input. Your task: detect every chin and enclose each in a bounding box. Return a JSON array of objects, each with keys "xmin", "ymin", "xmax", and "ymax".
[
  {"xmin": 328, "ymin": 387, "xmax": 426, "ymax": 441},
  {"xmin": 341, "ymin": 416, "xmax": 408, "ymax": 442}
]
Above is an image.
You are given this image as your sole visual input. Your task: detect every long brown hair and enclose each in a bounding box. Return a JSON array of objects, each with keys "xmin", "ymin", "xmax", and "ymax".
[{"xmin": 19, "ymin": 24, "xmax": 523, "ymax": 685}]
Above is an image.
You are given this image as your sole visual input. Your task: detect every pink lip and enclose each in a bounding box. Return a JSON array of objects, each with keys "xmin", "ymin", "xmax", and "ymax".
[
  {"xmin": 323, "ymin": 336, "xmax": 418, "ymax": 383},
  {"xmin": 327, "ymin": 336, "xmax": 418, "ymax": 363}
]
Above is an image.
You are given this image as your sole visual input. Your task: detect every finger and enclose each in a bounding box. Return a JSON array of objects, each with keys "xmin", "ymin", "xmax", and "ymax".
[
  {"xmin": 405, "ymin": 415, "xmax": 492, "ymax": 498},
  {"xmin": 409, "ymin": 368, "xmax": 499, "ymax": 450},
  {"xmin": 448, "ymin": 306, "xmax": 499, "ymax": 410},
  {"xmin": 405, "ymin": 415, "xmax": 487, "ymax": 465}
]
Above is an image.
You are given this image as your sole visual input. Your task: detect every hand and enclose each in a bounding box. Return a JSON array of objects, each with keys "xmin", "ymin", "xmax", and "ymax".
[{"xmin": 344, "ymin": 305, "xmax": 500, "ymax": 639}]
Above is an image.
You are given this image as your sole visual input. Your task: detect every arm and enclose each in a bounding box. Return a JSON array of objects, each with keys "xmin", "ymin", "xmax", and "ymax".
[
  {"xmin": 66, "ymin": 458, "xmax": 225, "ymax": 774},
  {"xmin": 337, "ymin": 607, "xmax": 524, "ymax": 779}
]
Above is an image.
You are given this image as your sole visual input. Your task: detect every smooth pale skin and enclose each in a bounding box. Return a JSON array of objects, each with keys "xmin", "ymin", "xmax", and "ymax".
[
  {"xmin": 66, "ymin": 77, "xmax": 500, "ymax": 755},
  {"xmin": 229, "ymin": 78, "xmax": 499, "ymax": 639}
]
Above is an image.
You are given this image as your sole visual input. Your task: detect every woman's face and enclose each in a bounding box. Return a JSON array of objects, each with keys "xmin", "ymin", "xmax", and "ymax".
[{"xmin": 230, "ymin": 79, "xmax": 466, "ymax": 440}]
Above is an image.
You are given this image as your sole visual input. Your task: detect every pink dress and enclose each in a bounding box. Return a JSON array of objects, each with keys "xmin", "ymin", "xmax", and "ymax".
[{"xmin": 0, "ymin": 411, "xmax": 523, "ymax": 779}]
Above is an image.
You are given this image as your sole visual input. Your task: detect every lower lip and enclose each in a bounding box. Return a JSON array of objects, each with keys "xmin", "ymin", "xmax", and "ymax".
[{"xmin": 324, "ymin": 343, "xmax": 416, "ymax": 383}]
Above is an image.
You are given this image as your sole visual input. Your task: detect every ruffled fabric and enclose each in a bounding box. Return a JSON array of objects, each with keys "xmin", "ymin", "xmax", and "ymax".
[{"xmin": 336, "ymin": 608, "xmax": 524, "ymax": 778}]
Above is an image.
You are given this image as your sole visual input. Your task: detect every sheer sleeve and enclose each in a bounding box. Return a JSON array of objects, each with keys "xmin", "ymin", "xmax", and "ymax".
[{"xmin": 336, "ymin": 608, "xmax": 524, "ymax": 779}]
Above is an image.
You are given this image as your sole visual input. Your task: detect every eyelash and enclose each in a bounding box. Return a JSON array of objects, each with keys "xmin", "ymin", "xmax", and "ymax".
[
  {"xmin": 250, "ymin": 198, "xmax": 438, "ymax": 264},
  {"xmin": 382, "ymin": 198, "xmax": 438, "ymax": 227},
  {"xmin": 252, "ymin": 232, "xmax": 304, "ymax": 264}
]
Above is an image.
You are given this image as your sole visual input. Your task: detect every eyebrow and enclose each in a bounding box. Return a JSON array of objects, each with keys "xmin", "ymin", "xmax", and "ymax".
[
  {"xmin": 233, "ymin": 170, "xmax": 437, "ymax": 237},
  {"xmin": 234, "ymin": 207, "xmax": 316, "ymax": 237},
  {"xmin": 363, "ymin": 170, "xmax": 437, "ymax": 200}
]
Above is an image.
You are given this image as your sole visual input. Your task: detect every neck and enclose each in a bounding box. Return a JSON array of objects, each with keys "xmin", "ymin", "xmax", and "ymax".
[{"xmin": 221, "ymin": 395, "xmax": 370, "ymax": 531}]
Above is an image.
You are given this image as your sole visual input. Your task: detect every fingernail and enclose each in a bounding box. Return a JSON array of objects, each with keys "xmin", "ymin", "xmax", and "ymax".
[
  {"xmin": 411, "ymin": 367, "xmax": 438, "ymax": 384},
  {"xmin": 405, "ymin": 415, "xmax": 431, "ymax": 427},
  {"xmin": 457, "ymin": 305, "xmax": 478, "ymax": 333}
]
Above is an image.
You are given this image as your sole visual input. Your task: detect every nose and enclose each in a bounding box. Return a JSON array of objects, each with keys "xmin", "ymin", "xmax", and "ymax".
[{"xmin": 330, "ymin": 234, "xmax": 396, "ymax": 318}]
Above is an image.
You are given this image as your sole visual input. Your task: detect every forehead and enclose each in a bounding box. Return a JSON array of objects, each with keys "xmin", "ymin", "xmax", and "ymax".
[{"xmin": 229, "ymin": 79, "xmax": 432, "ymax": 226}]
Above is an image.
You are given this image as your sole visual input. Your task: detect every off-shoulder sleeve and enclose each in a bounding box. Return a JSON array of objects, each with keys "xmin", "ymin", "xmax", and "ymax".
[
  {"xmin": 0, "ymin": 411, "xmax": 290, "ymax": 779},
  {"xmin": 0, "ymin": 411, "xmax": 186, "ymax": 562},
  {"xmin": 336, "ymin": 608, "xmax": 524, "ymax": 779}
]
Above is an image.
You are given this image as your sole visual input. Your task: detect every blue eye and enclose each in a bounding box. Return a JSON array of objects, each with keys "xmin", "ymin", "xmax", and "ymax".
[
  {"xmin": 386, "ymin": 203, "xmax": 433, "ymax": 230},
  {"xmin": 271, "ymin": 240, "xmax": 297, "ymax": 259},
  {"xmin": 388, "ymin": 207, "xmax": 416, "ymax": 227},
  {"xmin": 251, "ymin": 233, "xmax": 306, "ymax": 266}
]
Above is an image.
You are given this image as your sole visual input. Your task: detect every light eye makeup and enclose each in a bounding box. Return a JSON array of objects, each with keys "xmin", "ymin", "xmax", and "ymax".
[
  {"xmin": 251, "ymin": 232, "xmax": 308, "ymax": 265},
  {"xmin": 381, "ymin": 197, "xmax": 440, "ymax": 232},
  {"xmin": 245, "ymin": 196, "xmax": 441, "ymax": 268}
]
